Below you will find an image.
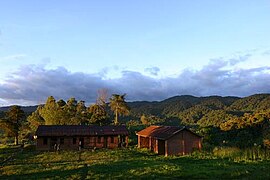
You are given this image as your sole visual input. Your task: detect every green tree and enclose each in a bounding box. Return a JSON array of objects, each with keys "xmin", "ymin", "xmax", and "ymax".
[
  {"xmin": 88, "ymin": 104, "xmax": 109, "ymax": 125},
  {"xmin": 140, "ymin": 114, "xmax": 149, "ymax": 125},
  {"xmin": 27, "ymin": 106, "xmax": 45, "ymax": 131},
  {"xmin": 88, "ymin": 89, "xmax": 109, "ymax": 125},
  {"xmin": 0, "ymin": 105, "xmax": 25, "ymax": 145},
  {"xmin": 39, "ymin": 96, "xmax": 60, "ymax": 125},
  {"xmin": 109, "ymin": 94, "xmax": 130, "ymax": 125},
  {"xmin": 73, "ymin": 100, "xmax": 88, "ymax": 124}
]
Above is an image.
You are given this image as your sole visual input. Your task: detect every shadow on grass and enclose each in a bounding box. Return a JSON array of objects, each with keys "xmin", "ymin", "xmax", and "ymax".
[
  {"xmin": 1, "ymin": 165, "xmax": 89, "ymax": 180},
  {"xmin": 82, "ymin": 157, "xmax": 270, "ymax": 179},
  {"xmin": 2, "ymin": 146, "xmax": 270, "ymax": 179}
]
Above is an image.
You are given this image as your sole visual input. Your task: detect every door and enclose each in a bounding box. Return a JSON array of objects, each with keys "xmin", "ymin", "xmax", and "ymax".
[
  {"xmin": 158, "ymin": 140, "xmax": 165, "ymax": 155},
  {"xmin": 104, "ymin": 136, "xmax": 107, "ymax": 148},
  {"xmin": 79, "ymin": 138, "xmax": 84, "ymax": 148},
  {"xmin": 50, "ymin": 137, "xmax": 57, "ymax": 150}
]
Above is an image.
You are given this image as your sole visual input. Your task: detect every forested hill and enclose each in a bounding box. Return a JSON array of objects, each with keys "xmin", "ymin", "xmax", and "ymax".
[
  {"xmin": 1, "ymin": 94, "xmax": 270, "ymax": 127},
  {"xmin": 129, "ymin": 95, "xmax": 240, "ymax": 117},
  {"xmin": 127, "ymin": 94, "xmax": 270, "ymax": 126},
  {"xmin": 0, "ymin": 105, "xmax": 38, "ymax": 113}
]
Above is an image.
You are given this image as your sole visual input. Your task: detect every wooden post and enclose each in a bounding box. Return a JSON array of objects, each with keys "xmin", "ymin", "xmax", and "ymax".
[
  {"xmin": 149, "ymin": 137, "xmax": 152, "ymax": 150},
  {"xmin": 198, "ymin": 140, "xmax": 202, "ymax": 150},
  {"xmin": 125, "ymin": 136, "xmax": 128, "ymax": 147},
  {"xmin": 182, "ymin": 132, "xmax": 185, "ymax": 155},
  {"xmin": 155, "ymin": 139, "xmax": 158, "ymax": 153},
  {"xmin": 165, "ymin": 140, "xmax": 168, "ymax": 156},
  {"xmin": 138, "ymin": 136, "xmax": 140, "ymax": 148},
  {"xmin": 182, "ymin": 140, "xmax": 185, "ymax": 155}
]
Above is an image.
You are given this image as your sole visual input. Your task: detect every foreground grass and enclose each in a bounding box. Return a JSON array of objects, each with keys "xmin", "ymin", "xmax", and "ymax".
[{"xmin": 1, "ymin": 145, "xmax": 270, "ymax": 179}]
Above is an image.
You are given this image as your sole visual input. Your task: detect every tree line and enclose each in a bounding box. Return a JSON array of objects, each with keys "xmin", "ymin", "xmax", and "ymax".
[
  {"xmin": 0, "ymin": 93, "xmax": 269, "ymax": 150},
  {"xmin": 0, "ymin": 92, "xmax": 130, "ymax": 145}
]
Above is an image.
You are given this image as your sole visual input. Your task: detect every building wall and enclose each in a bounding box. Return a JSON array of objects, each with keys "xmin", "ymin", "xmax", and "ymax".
[
  {"xmin": 36, "ymin": 137, "xmax": 82, "ymax": 150},
  {"xmin": 166, "ymin": 132, "xmax": 183, "ymax": 156},
  {"xmin": 36, "ymin": 135, "xmax": 128, "ymax": 150},
  {"xmin": 138, "ymin": 136, "xmax": 150, "ymax": 148},
  {"xmin": 137, "ymin": 129, "xmax": 202, "ymax": 156},
  {"xmin": 153, "ymin": 139, "xmax": 165, "ymax": 155},
  {"xmin": 36, "ymin": 137, "xmax": 50, "ymax": 150},
  {"xmin": 166, "ymin": 130, "xmax": 202, "ymax": 156}
]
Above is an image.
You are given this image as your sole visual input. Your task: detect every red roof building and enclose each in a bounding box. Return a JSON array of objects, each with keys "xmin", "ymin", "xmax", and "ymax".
[
  {"xmin": 35, "ymin": 125, "xmax": 129, "ymax": 151},
  {"xmin": 136, "ymin": 126, "xmax": 202, "ymax": 156}
]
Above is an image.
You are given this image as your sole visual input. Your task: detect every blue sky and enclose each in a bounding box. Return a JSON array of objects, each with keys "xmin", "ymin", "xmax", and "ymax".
[{"xmin": 0, "ymin": 1, "xmax": 270, "ymax": 105}]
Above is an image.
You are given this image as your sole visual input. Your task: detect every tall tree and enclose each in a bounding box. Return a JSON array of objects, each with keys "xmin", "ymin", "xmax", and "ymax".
[
  {"xmin": 39, "ymin": 96, "xmax": 60, "ymax": 125},
  {"xmin": 88, "ymin": 104, "xmax": 109, "ymax": 125},
  {"xmin": 27, "ymin": 107, "xmax": 45, "ymax": 131},
  {"xmin": 109, "ymin": 94, "xmax": 130, "ymax": 125},
  {"xmin": 74, "ymin": 100, "xmax": 88, "ymax": 124},
  {"xmin": 63, "ymin": 97, "xmax": 77, "ymax": 124},
  {"xmin": 97, "ymin": 88, "xmax": 108, "ymax": 107},
  {"xmin": 0, "ymin": 106, "xmax": 25, "ymax": 145},
  {"xmin": 88, "ymin": 89, "xmax": 109, "ymax": 125}
]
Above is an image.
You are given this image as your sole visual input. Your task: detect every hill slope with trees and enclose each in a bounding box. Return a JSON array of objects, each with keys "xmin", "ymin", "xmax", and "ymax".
[{"xmin": 1, "ymin": 93, "xmax": 270, "ymax": 149}]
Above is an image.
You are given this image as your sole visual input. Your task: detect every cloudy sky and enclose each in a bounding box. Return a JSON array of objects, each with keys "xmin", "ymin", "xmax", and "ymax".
[{"xmin": 0, "ymin": 1, "xmax": 270, "ymax": 106}]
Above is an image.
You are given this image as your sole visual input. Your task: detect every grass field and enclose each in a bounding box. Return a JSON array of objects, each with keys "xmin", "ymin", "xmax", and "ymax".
[{"xmin": 1, "ymin": 145, "xmax": 270, "ymax": 179}]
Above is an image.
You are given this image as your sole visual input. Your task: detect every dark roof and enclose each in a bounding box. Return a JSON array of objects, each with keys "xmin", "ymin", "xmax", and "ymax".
[
  {"xmin": 36, "ymin": 125, "xmax": 129, "ymax": 137},
  {"xmin": 136, "ymin": 125, "xmax": 202, "ymax": 140}
]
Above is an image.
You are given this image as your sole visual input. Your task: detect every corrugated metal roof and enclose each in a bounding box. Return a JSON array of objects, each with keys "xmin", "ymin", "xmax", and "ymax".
[
  {"xmin": 136, "ymin": 125, "xmax": 201, "ymax": 140},
  {"xmin": 36, "ymin": 125, "xmax": 129, "ymax": 136}
]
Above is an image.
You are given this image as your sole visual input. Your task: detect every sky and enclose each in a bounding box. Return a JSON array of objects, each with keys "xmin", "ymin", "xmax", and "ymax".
[{"xmin": 0, "ymin": 0, "xmax": 270, "ymax": 106}]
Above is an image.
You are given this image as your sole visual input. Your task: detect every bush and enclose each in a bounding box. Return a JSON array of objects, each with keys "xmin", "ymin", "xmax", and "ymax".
[
  {"xmin": 213, "ymin": 147, "xmax": 241, "ymax": 159},
  {"xmin": 212, "ymin": 146, "xmax": 270, "ymax": 161}
]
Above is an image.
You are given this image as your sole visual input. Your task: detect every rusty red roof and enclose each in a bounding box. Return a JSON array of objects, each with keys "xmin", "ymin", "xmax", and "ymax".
[
  {"xmin": 36, "ymin": 125, "xmax": 129, "ymax": 136},
  {"xmin": 136, "ymin": 125, "xmax": 201, "ymax": 140}
]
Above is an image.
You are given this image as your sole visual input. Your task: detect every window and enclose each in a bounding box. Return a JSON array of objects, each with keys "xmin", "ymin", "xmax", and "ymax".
[
  {"xmin": 60, "ymin": 138, "xmax": 64, "ymax": 145},
  {"xmin": 110, "ymin": 136, "xmax": 114, "ymax": 143},
  {"xmin": 73, "ymin": 138, "xmax": 77, "ymax": 144},
  {"xmin": 43, "ymin": 138, "xmax": 48, "ymax": 145},
  {"xmin": 98, "ymin": 137, "xmax": 102, "ymax": 143}
]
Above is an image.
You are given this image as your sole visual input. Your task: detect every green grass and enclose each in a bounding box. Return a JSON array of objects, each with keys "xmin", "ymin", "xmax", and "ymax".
[{"xmin": 1, "ymin": 145, "xmax": 270, "ymax": 179}]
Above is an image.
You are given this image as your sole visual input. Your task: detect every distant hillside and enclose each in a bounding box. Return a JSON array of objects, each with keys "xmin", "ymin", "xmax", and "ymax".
[
  {"xmin": 127, "ymin": 94, "xmax": 270, "ymax": 127},
  {"xmin": 0, "ymin": 105, "xmax": 38, "ymax": 113},
  {"xmin": 1, "ymin": 94, "xmax": 270, "ymax": 127},
  {"xmin": 128, "ymin": 95, "xmax": 241, "ymax": 117},
  {"xmin": 228, "ymin": 94, "xmax": 270, "ymax": 112}
]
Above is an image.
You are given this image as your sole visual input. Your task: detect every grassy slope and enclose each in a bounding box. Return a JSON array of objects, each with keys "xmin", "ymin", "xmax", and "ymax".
[{"xmin": 1, "ymin": 145, "xmax": 270, "ymax": 179}]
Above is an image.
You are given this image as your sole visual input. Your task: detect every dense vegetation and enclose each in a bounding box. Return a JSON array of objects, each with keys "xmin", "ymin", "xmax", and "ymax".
[
  {"xmin": 0, "ymin": 93, "xmax": 270, "ymax": 149},
  {"xmin": 0, "ymin": 92, "xmax": 130, "ymax": 145},
  {"xmin": 127, "ymin": 94, "xmax": 270, "ymax": 149}
]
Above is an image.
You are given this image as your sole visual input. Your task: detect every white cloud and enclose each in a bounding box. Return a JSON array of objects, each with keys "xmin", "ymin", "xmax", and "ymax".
[
  {"xmin": 0, "ymin": 53, "xmax": 269, "ymax": 106},
  {"xmin": 144, "ymin": 67, "xmax": 160, "ymax": 76}
]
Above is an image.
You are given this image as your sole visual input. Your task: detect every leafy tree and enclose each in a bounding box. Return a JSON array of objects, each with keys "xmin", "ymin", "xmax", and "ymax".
[
  {"xmin": 219, "ymin": 110, "xmax": 270, "ymax": 148},
  {"xmin": 72, "ymin": 100, "xmax": 89, "ymax": 124},
  {"xmin": 39, "ymin": 96, "xmax": 61, "ymax": 125},
  {"xmin": 88, "ymin": 104, "xmax": 109, "ymax": 125},
  {"xmin": 109, "ymin": 94, "xmax": 130, "ymax": 125},
  {"xmin": 64, "ymin": 97, "xmax": 78, "ymax": 122},
  {"xmin": 197, "ymin": 110, "xmax": 236, "ymax": 127},
  {"xmin": 28, "ymin": 96, "xmax": 94, "ymax": 126},
  {"xmin": 57, "ymin": 99, "xmax": 66, "ymax": 107},
  {"xmin": 27, "ymin": 107, "xmax": 45, "ymax": 131},
  {"xmin": 88, "ymin": 89, "xmax": 110, "ymax": 125},
  {"xmin": 140, "ymin": 114, "xmax": 149, "ymax": 125},
  {"xmin": 0, "ymin": 106, "xmax": 25, "ymax": 145},
  {"xmin": 97, "ymin": 88, "xmax": 108, "ymax": 106},
  {"xmin": 140, "ymin": 114, "xmax": 164, "ymax": 125}
]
